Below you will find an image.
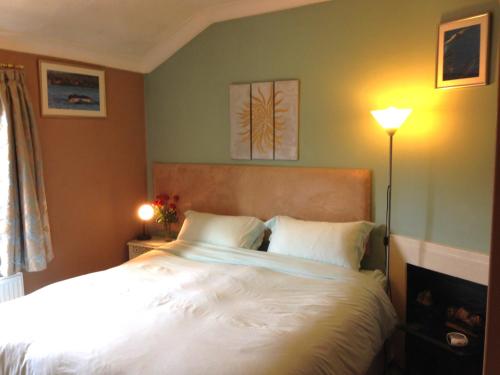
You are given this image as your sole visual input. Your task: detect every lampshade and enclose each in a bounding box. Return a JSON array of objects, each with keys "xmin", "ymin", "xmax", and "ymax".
[
  {"xmin": 138, "ymin": 204, "xmax": 154, "ymax": 221},
  {"xmin": 370, "ymin": 106, "xmax": 412, "ymax": 135}
]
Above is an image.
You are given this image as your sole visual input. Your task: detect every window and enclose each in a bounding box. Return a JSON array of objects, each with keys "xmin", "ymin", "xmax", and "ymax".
[{"xmin": 0, "ymin": 108, "xmax": 9, "ymax": 276}]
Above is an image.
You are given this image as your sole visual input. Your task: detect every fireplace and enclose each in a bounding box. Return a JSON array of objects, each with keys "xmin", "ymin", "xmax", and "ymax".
[{"xmin": 404, "ymin": 264, "xmax": 487, "ymax": 375}]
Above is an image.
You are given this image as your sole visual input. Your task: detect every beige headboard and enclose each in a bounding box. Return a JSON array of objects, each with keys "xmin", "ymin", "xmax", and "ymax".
[{"xmin": 152, "ymin": 163, "xmax": 372, "ymax": 225}]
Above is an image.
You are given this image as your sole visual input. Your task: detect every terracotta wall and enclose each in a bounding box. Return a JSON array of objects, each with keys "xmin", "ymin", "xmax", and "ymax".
[{"xmin": 0, "ymin": 49, "xmax": 147, "ymax": 293}]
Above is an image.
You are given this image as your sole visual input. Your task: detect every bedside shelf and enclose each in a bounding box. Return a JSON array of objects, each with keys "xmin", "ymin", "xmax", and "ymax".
[
  {"xmin": 127, "ymin": 236, "xmax": 176, "ymax": 260},
  {"xmin": 403, "ymin": 264, "xmax": 486, "ymax": 375},
  {"xmin": 400, "ymin": 323, "xmax": 482, "ymax": 357}
]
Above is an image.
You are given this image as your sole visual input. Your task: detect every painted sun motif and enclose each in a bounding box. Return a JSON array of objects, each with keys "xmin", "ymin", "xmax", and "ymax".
[
  {"xmin": 230, "ymin": 80, "xmax": 298, "ymax": 161},
  {"xmin": 238, "ymin": 86, "xmax": 287, "ymax": 155},
  {"xmin": 237, "ymin": 102, "xmax": 251, "ymax": 142}
]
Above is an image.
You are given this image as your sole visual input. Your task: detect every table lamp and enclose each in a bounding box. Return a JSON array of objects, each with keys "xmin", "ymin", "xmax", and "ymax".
[{"xmin": 137, "ymin": 203, "xmax": 154, "ymax": 240}]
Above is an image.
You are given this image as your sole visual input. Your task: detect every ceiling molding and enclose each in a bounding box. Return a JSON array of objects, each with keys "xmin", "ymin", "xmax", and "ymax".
[
  {"xmin": 1, "ymin": 0, "xmax": 329, "ymax": 74},
  {"xmin": 0, "ymin": 34, "xmax": 143, "ymax": 72},
  {"xmin": 140, "ymin": 0, "xmax": 329, "ymax": 73}
]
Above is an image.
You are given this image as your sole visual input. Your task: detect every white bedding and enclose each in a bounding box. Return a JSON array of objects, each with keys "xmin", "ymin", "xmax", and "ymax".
[{"xmin": 0, "ymin": 240, "xmax": 397, "ymax": 375}]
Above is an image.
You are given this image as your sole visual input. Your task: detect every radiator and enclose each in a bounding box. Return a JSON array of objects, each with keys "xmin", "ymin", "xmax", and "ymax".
[{"xmin": 0, "ymin": 272, "xmax": 24, "ymax": 303}]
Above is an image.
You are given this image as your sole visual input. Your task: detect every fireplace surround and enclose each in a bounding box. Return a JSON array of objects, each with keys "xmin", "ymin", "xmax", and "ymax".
[{"xmin": 404, "ymin": 264, "xmax": 487, "ymax": 374}]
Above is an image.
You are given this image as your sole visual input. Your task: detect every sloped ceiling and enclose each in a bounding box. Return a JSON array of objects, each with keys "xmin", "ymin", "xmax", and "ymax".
[{"xmin": 0, "ymin": 0, "xmax": 328, "ymax": 73}]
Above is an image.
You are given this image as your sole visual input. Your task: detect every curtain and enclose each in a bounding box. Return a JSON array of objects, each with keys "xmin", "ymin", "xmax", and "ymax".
[{"xmin": 0, "ymin": 69, "xmax": 53, "ymax": 276}]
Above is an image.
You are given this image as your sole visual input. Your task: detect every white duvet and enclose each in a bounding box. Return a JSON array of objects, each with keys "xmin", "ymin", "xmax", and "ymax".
[{"xmin": 0, "ymin": 240, "xmax": 397, "ymax": 375}]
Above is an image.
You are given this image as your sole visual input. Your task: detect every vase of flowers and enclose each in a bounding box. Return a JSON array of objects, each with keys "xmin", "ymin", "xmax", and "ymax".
[{"xmin": 152, "ymin": 194, "xmax": 180, "ymax": 240}]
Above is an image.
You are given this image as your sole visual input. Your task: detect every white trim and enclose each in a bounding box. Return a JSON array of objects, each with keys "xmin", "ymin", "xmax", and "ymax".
[
  {"xmin": 391, "ymin": 234, "xmax": 489, "ymax": 285},
  {"xmin": 0, "ymin": 0, "xmax": 329, "ymax": 73},
  {"xmin": 0, "ymin": 35, "xmax": 143, "ymax": 73},
  {"xmin": 140, "ymin": 0, "xmax": 329, "ymax": 72},
  {"xmin": 389, "ymin": 234, "xmax": 489, "ymax": 328},
  {"xmin": 139, "ymin": 12, "xmax": 211, "ymax": 73}
]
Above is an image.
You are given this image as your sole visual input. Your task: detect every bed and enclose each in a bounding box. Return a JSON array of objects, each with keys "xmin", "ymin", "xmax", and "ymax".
[{"xmin": 0, "ymin": 164, "xmax": 397, "ymax": 375}]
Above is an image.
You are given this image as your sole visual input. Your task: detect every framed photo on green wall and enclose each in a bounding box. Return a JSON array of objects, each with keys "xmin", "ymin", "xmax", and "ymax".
[{"xmin": 436, "ymin": 13, "xmax": 490, "ymax": 89}]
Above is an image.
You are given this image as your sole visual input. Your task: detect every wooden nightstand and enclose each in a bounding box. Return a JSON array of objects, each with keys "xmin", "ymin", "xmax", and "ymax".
[{"xmin": 127, "ymin": 236, "xmax": 175, "ymax": 260}]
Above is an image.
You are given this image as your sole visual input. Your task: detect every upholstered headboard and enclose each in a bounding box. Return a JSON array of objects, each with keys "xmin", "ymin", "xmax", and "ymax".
[
  {"xmin": 153, "ymin": 163, "xmax": 371, "ymax": 223},
  {"xmin": 153, "ymin": 163, "xmax": 385, "ymax": 272}
]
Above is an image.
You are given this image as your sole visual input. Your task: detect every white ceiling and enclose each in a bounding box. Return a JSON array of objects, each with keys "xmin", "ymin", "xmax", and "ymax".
[{"xmin": 0, "ymin": 0, "xmax": 328, "ymax": 73}]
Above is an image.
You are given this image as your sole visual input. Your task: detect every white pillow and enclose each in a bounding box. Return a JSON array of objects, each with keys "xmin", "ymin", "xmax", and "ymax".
[
  {"xmin": 266, "ymin": 216, "xmax": 375, "ymax": 270},
  {"xmin": 178, "ymin": 211, "xmax": 266, "ymax": 249}
]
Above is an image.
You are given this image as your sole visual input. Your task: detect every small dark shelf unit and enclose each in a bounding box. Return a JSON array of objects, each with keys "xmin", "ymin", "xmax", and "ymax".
[{"xmin": 404, "ymin": 264, "xmax": 487, "ymax": 375}]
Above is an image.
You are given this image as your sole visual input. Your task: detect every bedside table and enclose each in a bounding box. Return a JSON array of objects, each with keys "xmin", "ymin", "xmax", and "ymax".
[{"xmin": 127, "ymin": 236, "xmax": 175, "ymax": 260}]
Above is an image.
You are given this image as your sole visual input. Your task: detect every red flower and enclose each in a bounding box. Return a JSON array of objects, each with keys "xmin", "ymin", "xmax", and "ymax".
[
  {"xmin": 173, "ymin": 195, "xmax": 180, "ymax": 202},
  {"xmin": 169, "ymin": 203, "xmax": 176, "ymax": 209},
  {"xmin": 153, "ymin": 196, "xmax": 169, "ymax": 206}
]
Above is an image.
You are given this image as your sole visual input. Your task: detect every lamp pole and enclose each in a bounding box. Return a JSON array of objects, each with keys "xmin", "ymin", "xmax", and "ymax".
[
  {"xmin": 371, "ymin": 106, "xmax": 412, "ymax": 298},
  {"xmin": 385, "ymin": 132, "xmax": 394, "ymax": 297}
]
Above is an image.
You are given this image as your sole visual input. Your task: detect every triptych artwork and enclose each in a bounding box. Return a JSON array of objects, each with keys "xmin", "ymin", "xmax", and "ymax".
[{"xmin": 230, "ymin": 80, "xmax": 299, "ymax": 160}]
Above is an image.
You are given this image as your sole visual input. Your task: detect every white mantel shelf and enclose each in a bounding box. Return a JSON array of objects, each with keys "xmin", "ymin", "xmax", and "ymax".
[
  {"xmin": 389, "ymin": 234, "xmax": 489, "ymax": 324},
  {"xmin": 388, "ymin": 234, "xmax": 489, "ymax": 366},
  {"xmin": 391, "ymin": 234, "xmax": 489, "ymax": 286}
]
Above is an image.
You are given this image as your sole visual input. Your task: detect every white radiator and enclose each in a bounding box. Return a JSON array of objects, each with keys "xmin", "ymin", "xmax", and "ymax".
[{"xmin": 0, "ymin": 272, "xmax": 24, "ymax": 303}]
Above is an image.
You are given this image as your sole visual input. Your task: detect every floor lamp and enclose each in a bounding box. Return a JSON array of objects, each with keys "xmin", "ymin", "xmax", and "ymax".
[{"xmin": 370, "ymin": 106, "xmax": 412, "ymax": 296}]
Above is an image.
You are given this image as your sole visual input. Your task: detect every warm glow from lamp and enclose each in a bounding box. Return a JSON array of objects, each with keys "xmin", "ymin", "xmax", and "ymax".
[
  {"xmin": 138, "ymin": 204, "xmax": 154, "ymax": 221},
  {"xmin": 370, "ymin": 106, "xmax": 412, "ymax": 135}
]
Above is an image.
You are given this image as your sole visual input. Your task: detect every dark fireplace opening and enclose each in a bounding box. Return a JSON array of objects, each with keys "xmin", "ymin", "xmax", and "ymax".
[{"xmin": 405, "ymin": 264, "xmax": 487, "ymax": 375}]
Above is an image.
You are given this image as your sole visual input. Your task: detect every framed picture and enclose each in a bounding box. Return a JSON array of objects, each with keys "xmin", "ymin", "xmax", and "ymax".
[
  {"xmin": 39, "ymin": 61, "xmax": 107, "ymax": 117},
  {"xmin": 230, "ymin": 80, "xmax": 299, "ymax": 161},
  {"xmin": 436, "ymin": 13, "xmax": 490, "ymax": 89}
]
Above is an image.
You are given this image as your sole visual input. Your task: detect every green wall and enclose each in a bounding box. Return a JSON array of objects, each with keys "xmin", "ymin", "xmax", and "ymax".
[{"xmin": 146, "ymin": 0, "xmax": 499, "ymax": 253}]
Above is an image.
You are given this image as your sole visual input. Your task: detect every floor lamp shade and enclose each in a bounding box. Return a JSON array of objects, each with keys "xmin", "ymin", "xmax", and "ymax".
[{"xmin": 371, "ymin": 106, "xmax": 412, "ymax": 135}]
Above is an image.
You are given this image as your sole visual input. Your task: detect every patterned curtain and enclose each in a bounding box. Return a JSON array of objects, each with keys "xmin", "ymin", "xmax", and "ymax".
[{"xmin": 0, "ymin": 69, "xmax": 53, "ymax": 276}]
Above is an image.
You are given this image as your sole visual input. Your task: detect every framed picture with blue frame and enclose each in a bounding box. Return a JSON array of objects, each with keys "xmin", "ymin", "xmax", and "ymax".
[
  {"xmin": 39, "ymin": 61, "xmax": 107, "ymax": 117},
  {"xmin": 436, "ymin": 13, "xmax": 490, "ymax": 89}
]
